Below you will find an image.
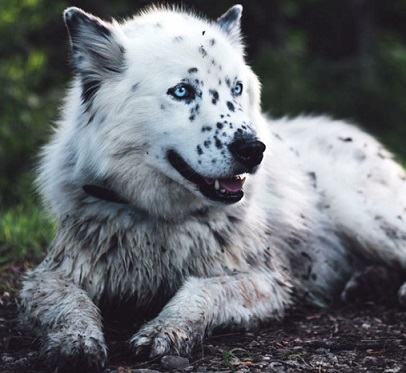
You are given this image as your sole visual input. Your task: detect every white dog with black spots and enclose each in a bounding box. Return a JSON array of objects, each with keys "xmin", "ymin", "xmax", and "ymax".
[{"xmin": 20, "ymin": 4, "xmax": 406, "ymax": 372}]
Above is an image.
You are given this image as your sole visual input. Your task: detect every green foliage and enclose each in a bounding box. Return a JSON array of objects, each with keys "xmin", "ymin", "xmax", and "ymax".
[
  {"xmin": 0, "ymin": 185, "xmax": 54, "ymax": 270},
  {"xmin": 254, "ymin": 30, "xmax": 406, "ymax": 160},
  {"xmin": 0, "ymin": 172, "xmax": 53, "ymax": 265},
  {"xmin": 0, "ymin": 0, "xmax": 68, "ymax": 206}
]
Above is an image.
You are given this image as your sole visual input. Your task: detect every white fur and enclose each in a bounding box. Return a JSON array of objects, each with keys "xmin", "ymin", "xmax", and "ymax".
[{"xmin": 20, "ymin": 5, "xmax": 406, "ymax": 371}]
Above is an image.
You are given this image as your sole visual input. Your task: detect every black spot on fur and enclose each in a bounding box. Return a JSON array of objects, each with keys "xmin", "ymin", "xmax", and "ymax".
[
  {"xmin": 87, "ymin": 112, "xmax": 95, "ymax": 125},
  {"xmin": 227, "ymin": 101, "xmax": 235, "ymax": 112},
  {"xmin": 204, "ymin": 140, "xmax": 211, "ymax": 148},
  {"xmin": 209, "ymin": 89, "xmax": 219, "ymax": 105},
  {"xmin": 202, "ymin": 30, "xmax": 206, "ymax": 35},
  {"xmin": 339, "ymin": 136, "xmax": 353, "ymax": 142},
  {"xmin": 131, "ymin": 83, "xmax": 140, "ymax": 92},
  {"xmin": 212, "ymin": 159, "xmax": 217, "ymax": 164},
  {"xmin": 214, "ymin": 136, "xmax": 223, "ymax": 149},
  {"xmin": 228, "ymin": 215, "xmax": 240, "ymax": 223},
  {"xmin": 210, "ymin": 38, "xmax": 216, "ymax": 46},
  {"xmin": 211, "ymin": 59, "xmax": 216, "ymax": 66},
  {"xmin": 199, "ymin": 45, "xmax": 207, "ymax": 58},
  {"xmin": 225, "ymin": 76, "xmax": 231, "ymax": 87},
  {"xmin": 173, "ymin": 36, "xmax": 184, "ymax": 43},
  {"xmin": 188, "ymin": 67, "xmax": 198, "ymax": 74},
  {"xmin": 272, "ymin": 132, "xmax": 283, "ymax": 141},
  {"xmin": 161, "ymin": 104, "xmax": 165, "ymax": 110},
  {"xmin": 155, "ymin": 23, "xmax": 162, "ymax": 28},
  {"xmin": 197, "ymin": 145, "xmax": 203, "ymax": 155},
  {"xmin": 202, "ymin": 126, "xmax": 212, "ymax": 132},
  {"xmin": 216, "ymin": 122, "xmax": 223, "ymax": 129},
  {"xmin": 190, "ymin": 104, "xmax": 200, "ymax": 118},
  {"xmin": 307, "ymin": 172, "xmax": 317, "ymax": 189},
  {"xmin": 218, "ymin": 79, "xmax": 222, "ymax": 85},
  {"xmin": 189, "ymin": 115, "xmax": 195, "ymax": 121}
]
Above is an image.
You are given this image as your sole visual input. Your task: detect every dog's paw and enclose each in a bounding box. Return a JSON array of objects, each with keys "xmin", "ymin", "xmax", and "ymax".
[
  {"xmin": 130, "ymin": 318, "xmax": 203, "ymax": 358},
  {"xmin": 42, "ymin": 330, "xmax": 107, "ymax": 373}
]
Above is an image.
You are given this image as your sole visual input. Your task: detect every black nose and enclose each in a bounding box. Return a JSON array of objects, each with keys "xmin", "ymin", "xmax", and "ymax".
[{"xmin": 228, "ymin": 139, "xmax": 266, "ymax": 170}]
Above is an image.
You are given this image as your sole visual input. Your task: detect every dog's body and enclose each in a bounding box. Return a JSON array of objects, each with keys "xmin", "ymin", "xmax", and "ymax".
[{"xmin": 20, "ymin": 5, "xmax": 406, "ymax": 371}]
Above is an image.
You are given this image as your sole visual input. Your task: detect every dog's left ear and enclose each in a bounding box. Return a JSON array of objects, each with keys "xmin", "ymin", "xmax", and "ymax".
[
  {"xmin": 64, "ymin": 7, "xmax": 125, "ymax": 104},
  {"xmin": 216, "ymin": 5, "xmax": 242, "ymax": 41}
]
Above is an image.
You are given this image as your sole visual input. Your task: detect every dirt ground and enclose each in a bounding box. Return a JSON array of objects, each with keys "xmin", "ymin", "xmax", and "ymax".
[{"xmin": 1, "ymin": 265, "xmax": 406, "ymax": 373}]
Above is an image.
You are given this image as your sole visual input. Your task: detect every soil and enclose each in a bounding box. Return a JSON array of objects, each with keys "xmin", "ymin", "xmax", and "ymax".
[{"xmin": 1, "ymin": 265, "xmax": 406, "ymax": 373}]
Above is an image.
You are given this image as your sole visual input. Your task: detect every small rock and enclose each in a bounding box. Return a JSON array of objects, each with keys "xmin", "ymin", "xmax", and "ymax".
[{"xmin": 160, "ymin": 355, "xmax": 190, "ymax": 370}]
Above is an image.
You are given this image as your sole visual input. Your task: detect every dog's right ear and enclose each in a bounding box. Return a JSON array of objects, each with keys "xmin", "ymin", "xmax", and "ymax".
[
  {"xmin": 216, "ymin": 5, "xmax": 243, "ymax": 45},
  {"xmin": 64, "ymin": 7, "xmax": 125, "ymax": 104}
]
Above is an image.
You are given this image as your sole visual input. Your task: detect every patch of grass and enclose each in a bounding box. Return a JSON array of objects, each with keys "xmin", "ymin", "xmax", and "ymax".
[{"xmin": 0, "ymin": 200, "xmax": 54, "ymax": 272}]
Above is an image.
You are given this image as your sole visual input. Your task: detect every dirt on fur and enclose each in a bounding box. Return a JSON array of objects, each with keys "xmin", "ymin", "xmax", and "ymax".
[{"xmin": 1, "ymin": 264, "xmax": 406, "ymax": 373}]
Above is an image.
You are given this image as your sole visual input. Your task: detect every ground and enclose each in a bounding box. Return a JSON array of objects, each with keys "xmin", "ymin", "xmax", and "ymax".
[{"xmin": 1, "ymin": 265, "xmax": 406, "ymax": 373}]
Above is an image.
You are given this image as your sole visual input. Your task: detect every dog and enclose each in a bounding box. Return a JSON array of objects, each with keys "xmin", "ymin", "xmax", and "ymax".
[{"xmin": 20, "ymin": 4, "xmax": 406, "ymax": 372}]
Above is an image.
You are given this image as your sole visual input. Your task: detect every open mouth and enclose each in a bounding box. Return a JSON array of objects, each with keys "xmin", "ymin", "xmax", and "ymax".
[{"xmin": 167, "ymin": 150, "xmax": 245, "ymax": 203}]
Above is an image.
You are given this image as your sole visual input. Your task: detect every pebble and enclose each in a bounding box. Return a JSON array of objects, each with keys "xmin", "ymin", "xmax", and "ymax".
[{"xmin": 160, "ymin": 355, "xmax": 190, "ymax": 370}]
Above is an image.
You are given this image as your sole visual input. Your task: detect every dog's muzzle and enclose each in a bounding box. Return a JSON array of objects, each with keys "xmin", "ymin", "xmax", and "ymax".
[{"xmin": 167, "ymin": 138, "xmax": 265, "ymax": 204}]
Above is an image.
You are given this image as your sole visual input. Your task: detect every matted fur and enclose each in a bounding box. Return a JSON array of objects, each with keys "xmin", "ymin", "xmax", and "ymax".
[{"xmin": 20, "ymin": 4, "xmax": 406, "ymax": 372}]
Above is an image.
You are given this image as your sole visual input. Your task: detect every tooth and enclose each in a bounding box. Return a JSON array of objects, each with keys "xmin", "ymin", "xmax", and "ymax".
[
  {"xmin": 241, "ymin": 177, "xmax": 246, "ymax": 185},
  {"xmin": 220, "ymin": 189, "xmax": 226, "ymax": 193},
  {"xmin": 214, "ymin": 179, "xmax": 220, "ymax": 190}
]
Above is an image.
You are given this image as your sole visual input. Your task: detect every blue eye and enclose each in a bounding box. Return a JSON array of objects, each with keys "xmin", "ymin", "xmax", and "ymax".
[
  {"xmin": 233, "ymin": 82, "xmax": 243, "ymax": 96},
  {"xmin": 168, "ymin": 83, "xmax": 195, "ymax": 100},
  {"xmin": 174, "ymin": 86, "xmax": 187, "ymax": 97}
]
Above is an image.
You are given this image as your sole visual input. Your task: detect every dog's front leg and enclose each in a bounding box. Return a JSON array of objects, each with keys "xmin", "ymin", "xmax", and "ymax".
[
  {"xmin": 20, "ymin": 271, "xmax": 107, "ymax": 372},
  {"xmin": 131, "ymin": 271, "xmax": 291, "ymax": 357}
]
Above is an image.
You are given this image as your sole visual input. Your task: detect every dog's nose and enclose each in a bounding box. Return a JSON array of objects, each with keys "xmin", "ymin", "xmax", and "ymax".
[{"xmin": 228, "ymin": 139, "xmax": 266, "ymax": 170}]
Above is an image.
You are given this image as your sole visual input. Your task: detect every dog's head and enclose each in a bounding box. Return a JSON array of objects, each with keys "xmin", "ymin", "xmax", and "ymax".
[{"xmin": 53, "ymin": 5, "xmax": 265, "ymax": 217}]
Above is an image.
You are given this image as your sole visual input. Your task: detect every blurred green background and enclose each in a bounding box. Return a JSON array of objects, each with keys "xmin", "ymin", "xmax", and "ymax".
[{"xmin": 1, "ymin": 0, "xmax": 406, "ymax": 270}]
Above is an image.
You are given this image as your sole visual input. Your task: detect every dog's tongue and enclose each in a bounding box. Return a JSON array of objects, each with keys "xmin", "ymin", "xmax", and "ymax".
[
  {"xmin": 204, "ymin": 176, "xmax": 246, "ymax": 193},
  {"xmin": 218, "ymin": 178, "xmax": 244, "ymax": 192}
]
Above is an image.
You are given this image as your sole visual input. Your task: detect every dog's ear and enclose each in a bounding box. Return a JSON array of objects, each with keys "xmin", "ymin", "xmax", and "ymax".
[
  {"xmin": 64, "ymin": 7, "xmax": 125, "ymax": 104},
  {"xmin": 216, "ymin": 5, "xmax": 242, "ymax": 41}
]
